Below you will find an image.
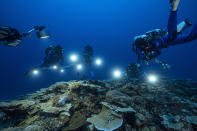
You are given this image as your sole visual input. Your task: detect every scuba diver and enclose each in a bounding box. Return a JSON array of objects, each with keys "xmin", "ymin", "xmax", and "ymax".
[
  {"xmin": 126, "ymin": 63, "xmax": 142, "ymax": 79},
  {"xmin": 83, "ymin": 45, "xmax": 93, "ymax": 67},
  {"xmin": 0, "ymin": 25, "xmax": 50, "ymax": 47},
  {"xmin": 40, "ymin": 45, "xmax": 64, "ymax": 68},
  {"xmin": 24, "ymin": 45, "xmax": 64, "ymax": 78},
  {"xmin": 81, "ymin": 45, "xmax": 94, "ymax": 79},
  {"xmin": 132, "ymin": 0, "xmax": 197, "ymax": 69}
]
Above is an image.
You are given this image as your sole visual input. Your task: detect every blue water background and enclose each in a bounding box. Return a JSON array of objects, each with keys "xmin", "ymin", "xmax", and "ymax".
[{"xmin": 0, "ymin": 0, "xmax": 197, "ymax": 100}]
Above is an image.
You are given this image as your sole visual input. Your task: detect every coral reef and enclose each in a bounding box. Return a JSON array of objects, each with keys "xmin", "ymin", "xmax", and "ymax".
[
  {"xmin": 87, "ymin": 106, "xmax": 123, "ymax": 131},
  {"xmin": 0, "ymin": 79, "xmax": 197, "ymax": 131}
]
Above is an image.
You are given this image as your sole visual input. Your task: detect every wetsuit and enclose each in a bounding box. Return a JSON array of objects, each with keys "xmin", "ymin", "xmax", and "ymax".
[
  {"xmin": 83, "ymin": 45, "xmax": 94, "ymax": 79},
  {"xmin": 0, "ymin": 27, "xmax": 21, "ymax": 42},
  {"xmin": 137, "ymin": 11, "xmax": 197, "ymax": 62},
  {"xmin": 24, "ymin": 46, "xmax": 64, "ymax": 78},
  {"xmin": 40, "ymin": 46, "xmax": 64, "ymax": 68},
  {"xmin": 152, "ymin": 11, "xmax": 197, "ymax": 49}
]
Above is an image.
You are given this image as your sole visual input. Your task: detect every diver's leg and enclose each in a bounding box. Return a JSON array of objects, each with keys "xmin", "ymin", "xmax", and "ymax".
[
  {"xmin": 170, "ymin": 0, "xmax": 180, "ymax": 11},
  {"xmin": 167, "ymin": 11, "xmax": 178, "ymax": 41},
  {"xmin": 167, "ymin": 0, "xmax": 180, "ymax": 41},
  {"xmin": 188, "ymin": 24, "xmax": 197, "ymax": 40},
  {"xmin": 170, "ymin": 23, "xmax": 197, "ymax": 45}
]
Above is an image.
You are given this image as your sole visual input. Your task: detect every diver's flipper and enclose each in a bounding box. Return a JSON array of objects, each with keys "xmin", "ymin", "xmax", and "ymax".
[{"xmin": 177, "ymin": 19, "xmax": 192, "ymax": 34}]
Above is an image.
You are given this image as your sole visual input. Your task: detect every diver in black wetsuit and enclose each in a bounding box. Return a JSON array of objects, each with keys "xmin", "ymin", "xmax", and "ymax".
[
  {"xmin": 126, "ymin": 64, "xmax": 141, "ymax": 79},
  {"xmin": 132, "ymin": 0, "xmax": 197, "ymax": 69},
  {"xmin": 83, "ymin": 45, "xmax": 93, "ymax": 67},
  {"xmin": 0, "ymin": 25, "xmax": 22, "ymax": 46},
  {"xmin": 24, "ymin": 45, "xmax": 64, "ymax": 78},
  {"xmin": 0, "ymin": 25, "xmax": 50, "ymax": 47},
  {"xmin": 40, "ymin": 45, "xmax": 64, "ymax": 68},
  {"xmin": 82, "ymin": 45, "xmax": 94, "ymax": 79}
]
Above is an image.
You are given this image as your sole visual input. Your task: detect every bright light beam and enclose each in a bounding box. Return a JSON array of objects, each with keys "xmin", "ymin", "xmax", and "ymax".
[
  {"xmin": 40, "ymin": 36, "xmax": 50, "ymax": 39},
  {"xmin": 147, "ymin": 74, "xmax": 158, "ymax": 83},
  {"xmin": 32, "ymin": 69, "xmax": 39, "ymax": 75},
  {"xmin": 53, "ymin": 65, "xmax": 58, "ymax": 70},
  {"xmin": 76, "ymin": 64, "xmax": 83, "ymax": 70},
  {"xmin": 95, "ymin": 58, "xmax": 102, "ymax": 66},
  {"xmin": 60, "ymin": 69, "xmax": 65, "ymax": 73},
  {"xmin": 70, "ymin": 54, "xmax": 78, "ymax": 62},
  {"xmin": 113, "ymin": 69, "xmax": 122, "ymax": 78}
]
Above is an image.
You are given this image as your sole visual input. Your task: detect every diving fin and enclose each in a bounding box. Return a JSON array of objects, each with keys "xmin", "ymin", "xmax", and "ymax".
[{"xmin": 177, "ymin": 19, "xmax": 192, "ymax": 33}]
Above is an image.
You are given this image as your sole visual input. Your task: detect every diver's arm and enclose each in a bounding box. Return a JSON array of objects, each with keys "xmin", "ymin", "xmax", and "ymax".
[
  {"xmin": 166, "ymin": 0, "xmax": 180, "ymax": 41},
  {"xmin": 20, "ymin": 28, "xmax": 37, "ymax": 37},
  {"xmin": 21, "ymin": 26, "xmax": 45, "ymax": 37},
  {"xmin": 27, "ymin": 28, "xmax": 36, "ymax": 34}
]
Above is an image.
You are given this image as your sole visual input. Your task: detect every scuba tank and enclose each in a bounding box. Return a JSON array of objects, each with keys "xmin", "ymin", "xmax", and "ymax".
[
  {"xmin": 177, "ymin": 19, "xmax": 192, "ymax": 33},
  {"xmin": 132, "ymin": 19, "xmax": 192, "ymax": 70},
  {"xmin": 133, "ymin": 29, "xmax": 168, "ymax": 50},
  {"xmin": 132, "ymin": 29, "xmax": 167, "ymax": 59},
  {"xmin": 133, "ymin": 19, "xmax": 192, "ymax": 52},
  {"xmin": 145, "ymin": 29, "xmax": 168, "ymax": 41},
  {"xmin": 134, "ymin": 18, "xmax": 192, "ymax": 47}
]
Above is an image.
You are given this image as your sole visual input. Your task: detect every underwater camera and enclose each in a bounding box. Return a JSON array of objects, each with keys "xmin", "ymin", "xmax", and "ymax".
[{"xmin": 35, "ymin": 26, "xmax": 50, "ymax": 39}]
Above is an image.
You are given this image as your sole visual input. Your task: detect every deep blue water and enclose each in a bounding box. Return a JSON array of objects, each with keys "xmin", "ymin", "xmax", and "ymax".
[{"xmin": 0, "ymin": 0, "xmax": 197, "ymax": 100}]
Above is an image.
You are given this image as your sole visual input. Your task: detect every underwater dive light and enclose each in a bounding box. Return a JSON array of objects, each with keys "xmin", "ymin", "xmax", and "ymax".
[
  {"xmin": 76, "ymin": 64, "xmax": 83, "ymax": 70},
  {"xmin": 60, "ymin": 69, "xmax": 65, "ymax": 73},
  {"xmin": 147, "ymin": 74, "xmax": 158, "ymax": 84},
  {"xmin": 32, "ymin": 69, "xmax": 39, "ymax": 75},
  {"xmin": 53, "ymin": 65, "xmax": 58, "ymax": 70},
  {"xmin": 70, "ymin": 54, "xmax": 78, "ymax": 62},
  {"xmin": 113, "ymin": 69, "xmax": 122, "ymax": 78},
  {"xmin": 95, "ymin": 58, "xmax": 102, "ymax": 66}
]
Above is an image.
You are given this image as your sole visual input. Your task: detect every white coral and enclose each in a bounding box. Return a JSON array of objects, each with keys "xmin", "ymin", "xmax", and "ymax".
[
  {"xmin": 58, "ymin": 95, "xmax": 67, "ymax": 106},
  {"xmin": 87, "ymin": 107, "xmax": 123, "ymax": 131}
]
